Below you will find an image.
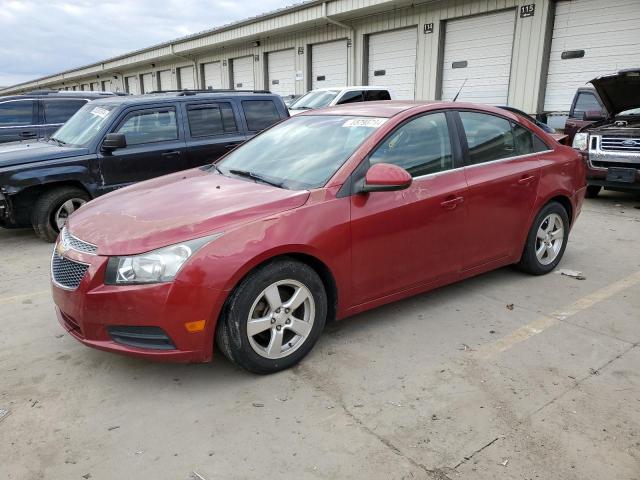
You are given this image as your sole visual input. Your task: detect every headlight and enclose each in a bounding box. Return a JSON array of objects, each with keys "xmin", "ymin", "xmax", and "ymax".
[
  {"xmin": 104, "ymin": 234, "xmax": 222, "ymax": 285},
  {"xmin": 572, "ymin": 132, "xmax": 589, "ymax": 151}
]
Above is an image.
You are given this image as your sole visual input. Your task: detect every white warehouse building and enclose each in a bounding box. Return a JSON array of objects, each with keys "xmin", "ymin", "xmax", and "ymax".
[{"xmin": 2, "ymin": 0, "xmax": 639, "ymax": 118}]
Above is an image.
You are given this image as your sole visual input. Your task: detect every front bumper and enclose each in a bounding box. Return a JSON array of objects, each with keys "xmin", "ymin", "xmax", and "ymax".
[
  {"xmin": 51, "ymin": 248, "xmax": 228, "ymax": 363},
  {"xmin": 586, "ymin": 160, "xmax": 640, "ymax": 191}
]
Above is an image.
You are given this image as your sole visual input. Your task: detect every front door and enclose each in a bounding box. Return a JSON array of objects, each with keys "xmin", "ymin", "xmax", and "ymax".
[
  {"xmin": 350, "ymin": 111, "xmax": 468, "ymax": 306},
  {"xmin": 98, "ymin": 105, "xmax": 187, "ymax": 189},
  {"xmin": 0, "ymin": 99, "xmax": 37, "ymax": 143},
  {"xmin": 456, "ymin": 110, "xmax": 542, "ymax": 270}
]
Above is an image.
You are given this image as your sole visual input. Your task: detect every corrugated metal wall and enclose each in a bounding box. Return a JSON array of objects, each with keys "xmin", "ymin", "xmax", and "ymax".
[{"xmin": 5, "ymin": 0, "xmax": 555, "ymax": 114}]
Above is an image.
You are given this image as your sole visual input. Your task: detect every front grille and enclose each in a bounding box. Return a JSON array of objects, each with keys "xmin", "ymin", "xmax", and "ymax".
[
  {"xmin": 51, "ymin": 253, "xmax": 89, "ymax": 290},
  {"xmin": 601, "ymin": 136, "xmax": 640, "ymax": 153},
  {"xmin": 61, "ymin": 227, "xmax": 98, "ymax": 255}
]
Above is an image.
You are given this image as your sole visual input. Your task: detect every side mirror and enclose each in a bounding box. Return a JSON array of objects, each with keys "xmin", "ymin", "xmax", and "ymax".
[
  {"xmin": 101, "ymin": 133, "xmax": 127, "ymax": 152},
  {"xmin": 583, "ymin": 110, "xmax": 605, "ymax": 122},
  {"xmin": 359, "ymin": 163, "xmax": 412, "ymax": 193}
]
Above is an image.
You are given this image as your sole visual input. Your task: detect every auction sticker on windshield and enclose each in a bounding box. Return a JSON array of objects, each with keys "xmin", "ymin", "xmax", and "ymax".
[
  {"xmin": 343, "ymin": 118, "xmax": 387, "ymax": 128},
  {"xmin": 90, "ymin": 107, "xmax": 110, "ymax": 119}
]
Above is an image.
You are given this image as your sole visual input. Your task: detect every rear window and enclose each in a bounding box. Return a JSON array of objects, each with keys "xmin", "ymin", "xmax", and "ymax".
[
  {"xmin": 242, "ymin": 100, "xmax": 281, "ymax": 131},
  {"xmin": 187, "ymin": 103, "xmax": 237, "ymax": 137},
  {"xmin": 336, "ymin": 91, "xmax": 364, "ymax": 105},
  {"xmin": 0, "ymin": 100, "xmax": 34, "ymax": 126},
  {"xmin": 44, "ymin": 99, "xmax": 88, "ymax": 124}
]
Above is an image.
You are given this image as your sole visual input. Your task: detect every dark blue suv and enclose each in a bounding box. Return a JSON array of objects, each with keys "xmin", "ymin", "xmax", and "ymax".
[{"xmin": 0, "ymin": 90, "xmax": 289, "ymax": 241}]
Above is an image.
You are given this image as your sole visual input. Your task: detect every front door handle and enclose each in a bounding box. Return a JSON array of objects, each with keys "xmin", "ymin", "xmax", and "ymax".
[
  {"xmin": 224, "ymin": 143, "xmax": 240, "ymax": 149},
  {"xmin": 20, "ymin": 131, "xmax": 37, "ymax": 139},
  {"xmin": 517, "ymin": 175, "xmax": 536, "ymax": 186},
  {"xmin": 161, "ymin": 150, "xmax": 181, "ymax": 157},
  {"xmin": 441, "ymin": 196, "xmax": 464, "ymax": 210}
]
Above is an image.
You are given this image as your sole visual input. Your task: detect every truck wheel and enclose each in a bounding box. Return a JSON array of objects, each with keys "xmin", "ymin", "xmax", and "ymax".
[
  {"xmin": 31, "ymin": 187, "xmax": 90, "ymax": 242},
  {"xmin": 585, "ymin": 185, "xmax": 601, "ymax": 199}
]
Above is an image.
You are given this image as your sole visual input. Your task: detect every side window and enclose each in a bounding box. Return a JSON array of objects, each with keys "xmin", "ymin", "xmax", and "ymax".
[
  {"xmin": 512, "ymin": 122, "xmax": 534, "ymax": 155},
  {"xmin": 369, "ymin": 112, "xmax": 453, "ymax": 177},
  {"xmin": 365, "ymin": 90, "xmax": 391, "ymax": 101},
  {"xmin": 241, "ymin": 100, "xmax": 280, "ymax": 132},
  {"xmin": 0, "ymin": 100, "xmax": 35, "ymax": 126},
  {"xmin": 116, "ymin": 108, "xmax": 178, "ymax": 146},
  {"xmin": 44, "ymin": 100, "xmax": 87, "ymax": 124},
  {"xmin": 533, "ymin": 135, "xmax": 550, "ymax": 153},
  {"xmin": 572, "ymin": 93, "xmax": 603, "ymax": 118},
  {"xmin": 336, "ymin": 91, "xmax": 364, "ymax": 105},
  {"xmin": 459, "ymin": 112, "xmax": 515, "ymax": 165},
  {"xmin": 187, "ymin": 103, "xmax": 237, "ymax": 137}
]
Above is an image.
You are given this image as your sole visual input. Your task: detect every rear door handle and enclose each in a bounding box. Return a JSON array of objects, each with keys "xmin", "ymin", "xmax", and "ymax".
[
  {"xmin": 224, "ymin": 142, "xmax": 241, "ymax": 149},
  {"xmin": 161, "ymin": 150, "xmax": 181, "ymax": 157},
  {"xmin": 440, "ymin": 196, "xmax": 464, "ymax": 210},
  {"xmin": 20, "ymin": 131, "xmax": 37, "ymax": 139},
  {"xmin": 517, "ymin": 175, "xmax": 536, "ymax": 186}
]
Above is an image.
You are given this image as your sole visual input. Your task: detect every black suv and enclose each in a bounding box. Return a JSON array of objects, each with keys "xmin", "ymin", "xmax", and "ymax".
[
  {"xmin": 0, "ymin": 90, "xmax": 289, "ymax": 241},
  {"xmin": 0, "ymin": 90, "xmax": 116, "ymax": 143}
]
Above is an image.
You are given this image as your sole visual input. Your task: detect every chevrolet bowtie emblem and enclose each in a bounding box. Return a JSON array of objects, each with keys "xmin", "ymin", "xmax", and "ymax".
[{"xmin": 56, "ymin": 238, "xmax": 69, "ymax": 257}]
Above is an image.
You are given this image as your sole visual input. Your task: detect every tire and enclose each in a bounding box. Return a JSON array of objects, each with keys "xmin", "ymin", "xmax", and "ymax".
[
  {"xmin": 31, "ymin": 187, "xmax": 90, "ymax": 242},
  {"xmin": 216, "ymin": 258, "xmax": 327, "ymax": 374},
  {"xmin": 585, "ymin": 185, "xmax": 601, "ymax": 199},
  {"xmin": 517, "ymin": 201, "xmax": 570, "ymax": 275}
]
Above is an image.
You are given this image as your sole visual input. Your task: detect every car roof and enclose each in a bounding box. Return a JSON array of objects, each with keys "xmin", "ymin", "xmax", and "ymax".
[
  {"xmin": 0, "ymin": 91, "xmax": 114, "ymax": 101},
  {"xmin": 88, "ymin": 91, "xmax": 281, "ymax": 107},
  {"xmin": 311, "ymin": 86, "xmax": 392, "ymax": 92}
]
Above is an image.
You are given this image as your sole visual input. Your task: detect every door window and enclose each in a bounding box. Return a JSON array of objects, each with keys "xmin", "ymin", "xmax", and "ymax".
[
  {"xmin": 369, "ymin": 112, "xmax": 453, "ymax": 177},
  {"xmin": 512, "ymin": 122, "xmax": 550, "ymax": 155},
  {"xmin": 187, "ymin": 103, "xmax": 237, "ymax": 137},
  {"xmin": 365, "ymin": 90, "xmax": 391, "ymax": 101},
  {"xmin": 242, "ymin": 100, "xmax": 280, "ymax": 131},
  {"xmin": 43, "ymin": 99, "xmax": 88, "ymax": 124},
  {"xmin": 116, "ymin": 108, "xmax": 178, "ymax": 146},
  {"xmin": 0, "ymin": 100, "xmax": 35, "ymax": 126},
  {"xmin": 459, "ymin": 112, "xmax": 515, "ymax": 165},
  {"xmin": 336, "ymin": 90, "xmax": 364, "ymax": 104},
  {"xmin": 572, "ymin": 92, "xmax": 603, "ymax": 118}
]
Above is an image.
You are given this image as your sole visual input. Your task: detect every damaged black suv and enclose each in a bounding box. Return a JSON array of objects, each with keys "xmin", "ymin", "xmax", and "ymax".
[{"xmin": 571, "ymin": 69, "xmax": 640, "ymax": 197}]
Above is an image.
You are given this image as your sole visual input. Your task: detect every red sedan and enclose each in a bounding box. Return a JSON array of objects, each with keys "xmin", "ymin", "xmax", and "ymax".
[{"xmin": 51, "ymin": 101, "xmax": 587, "ymax": 373}]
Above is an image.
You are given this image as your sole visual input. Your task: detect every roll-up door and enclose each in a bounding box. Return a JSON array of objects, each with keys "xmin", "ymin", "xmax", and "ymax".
[
  {"xmin": 141, "ymin": 73, "xmax": 153, "ymax": 93},
  {"xmin": 544, "ymin": 0, "xmax": 640, "ymax": 112},
  {"xmin": 202, "ymin": 61, "xmax": 223, "ymax": 89},
  {"xmin": 125, "ymin": 76, "xmax": 139, "ymax": 95},
  {"xmin": 311, "ymin": 40, "xmax": 348, "ymax": 90},
  {"xmin": 158, "ymin": 70, "xmax": 172, "ymax": 91},
  {"xmin": 231, "ymin": 56, "xmax": 255, "ymax": 90},
  {"xmin": 441, "ymin": 10, "xmax": 516, "ymax": 105},
  {"xmin": 178, "ymin": 66, "xmax": 195, "ymax": 90},
  {"xmin": 267, "ymin": 49, "xmax": 296, "ymax": 96},
  {"xmin": 367, "ymin": 28, "xmax": 417, "ymax": 100},
  {"xmin": 90, "ymin": 82, "xmax": 99, "ymax": 91}
]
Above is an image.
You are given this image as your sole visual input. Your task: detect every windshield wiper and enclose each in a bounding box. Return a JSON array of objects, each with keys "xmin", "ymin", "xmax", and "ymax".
[
  {"xmin": 49, "ymin": 137, "xmax": 67, "ymax": 146},
  {"xmin": 228, "ymin": 169, "xmax": 285, "ymax": 189}
]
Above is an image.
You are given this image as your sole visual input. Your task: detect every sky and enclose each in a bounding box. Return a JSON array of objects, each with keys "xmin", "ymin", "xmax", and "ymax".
[{"xmin": 0, "ymin": 0, "xmax": 295, "ymax": 87}]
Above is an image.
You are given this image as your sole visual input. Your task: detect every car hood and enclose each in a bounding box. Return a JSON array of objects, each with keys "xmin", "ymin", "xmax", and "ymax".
[
  {"xmin": 590, "ymin": 69, "xmax": 640, "ymax": 116},
  {"xmin": 0, "ymin": 141, "xmax": 88, "ymax": 168},
  {"xmin": 288, "ymin": 109, "xmax": 306, "ymax": 116},
  {"xmin": 67, "ymin": 167, "xmax": 310, "ymax": 256}
]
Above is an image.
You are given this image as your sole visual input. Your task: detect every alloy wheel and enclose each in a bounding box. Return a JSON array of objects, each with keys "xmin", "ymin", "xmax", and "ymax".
[
  {"xmin": 535, "ymin": 213, "xmax": 564, "ymax": 265},
  {"xmin": 54, "ymin": 198, "xmax": 87, "ymax": 231},
  {"xmin": 246, "ymin": 279, "xmax": 315, "ymax": 360}
]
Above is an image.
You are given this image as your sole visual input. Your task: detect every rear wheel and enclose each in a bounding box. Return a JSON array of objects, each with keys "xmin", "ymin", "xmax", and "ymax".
[
  {"xmin": 585, "ymin": 185, "xmax": 601, "ymax": 199},
  {"xmin": 216, "ymin": 258, "xmax": 327, "ymax": 374},
  {"xmin": 517, "ymin": 201, "xmax": 569, "ymax": 275},
  {"xmin": 31, "ymin": 187, "xmax": 89, "ymax": 242}
]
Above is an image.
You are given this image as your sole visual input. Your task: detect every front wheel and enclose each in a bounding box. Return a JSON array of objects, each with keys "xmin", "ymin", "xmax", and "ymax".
[
  {"xmin": 585, "ymin": 185, "xmax": 601, "ymax": 199},
  {"xmin": 31, "ymin": 187, "xmax": 90, "ymax": 242},
  {"xmin": 517, "ymin": 201, "xmax": 570, "ymax": 275},
  {"xmin": 216, "ymin": 258, "xmax": 327, "ymax": 374}
]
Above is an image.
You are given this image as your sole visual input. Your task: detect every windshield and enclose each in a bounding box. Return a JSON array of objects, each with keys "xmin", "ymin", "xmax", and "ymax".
[
  {"xmin": 619, "ymin": 107, "xmax": 640, "ymax": 116},
  {"xmin": 51, "ymin": 103, "xmax": 118, "ymax": 147},
  {"xmin": 289, "ymin": 90, "xmax": 340, "ymax": 110},
  {"xmin": 217, "ymin": 115, "xmax": 387, "ymax": 190}
]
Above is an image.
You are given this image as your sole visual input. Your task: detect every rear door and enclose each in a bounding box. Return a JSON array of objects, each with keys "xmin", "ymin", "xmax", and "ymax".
[
  {"xmin": 0, "ymin": 99, "xmax": 37, "ymax": 143},
  {"xmin": 456, "ymin": 110, "xmax": 544, "ymax": 269},
  {"xmin": 240, "ymin": 99, "xmax": 285, "ymax": 134},
  {"xmin": 98, "ymin": 104, "xmax": 187, "ymax": 187},
  {"xmin": 183, "ymin": 100, "xmax": 247, "ymax": 168},
  {"xmin": 40, "ymin": 98, "xmax": 88, "ymax": 139}
]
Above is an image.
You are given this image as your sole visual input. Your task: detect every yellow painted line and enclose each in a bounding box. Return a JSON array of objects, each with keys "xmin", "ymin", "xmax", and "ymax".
[
  {"xmin": 0, "ymin": 290, "xmax": 49, "ymax": 306},
  {"xmin": 475, "ymin": 270, "xmax": 640, "ymax": 360}
]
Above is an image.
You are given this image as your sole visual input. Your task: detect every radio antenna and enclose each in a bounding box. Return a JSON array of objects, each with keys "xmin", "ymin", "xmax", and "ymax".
[{"xmin": 452, "ymin": 78, "xmax": 468, "ymax": 102}]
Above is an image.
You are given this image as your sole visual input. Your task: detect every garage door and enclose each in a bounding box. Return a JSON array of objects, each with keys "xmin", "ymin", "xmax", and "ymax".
[
  {"xmin": 232, "ymin": 56, "xmax": 255, "ymax": 90},
  {"xmin": 368, "ymin": 28, "xmax": 417, "ymax": 100},
  {"xmin": 90, "ymin": 82, "xmax": 99, "ymax": 91},
  {"xmin": 441, "ymin": 10, "xmax": 516, "ymax": 105},
  {"xmin": 158, "ymin": 70, "xmax": 172, "ymax": 91},
  {"xmin": 312, "ymin": 40, "xmax": 348, "ymax": 90},
  {"xmin": 125, "ymin": 76, "xmax": 139, "ymax": 95},
  {"xmin": 544, "ymin": 0, "xmax": 640, "ymax": 112},
  {"xmin": 141, "ymin": 73, "xmax": 153, "ymax": 93},
  {"xmin": 267, "ymin": 49, "xmax": 295, "ymax": 96},
  {"xmin": 203, "ymin": 61, "xmax": 223, "ymax": 89},
  {"xmin": 178, "ymin": 66, "xmax": 195, "ymax": 90}
]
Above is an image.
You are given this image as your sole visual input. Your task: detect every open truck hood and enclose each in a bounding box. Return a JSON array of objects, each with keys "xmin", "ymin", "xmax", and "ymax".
[{"xmin": 590, "ymin": 69, "xmax": 640, "ymax": 116}]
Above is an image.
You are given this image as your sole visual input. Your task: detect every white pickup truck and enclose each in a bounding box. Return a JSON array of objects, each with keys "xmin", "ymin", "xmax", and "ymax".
[{"xmin": 288, "ymin": 86, "xmax": 394, "ymax": 115}]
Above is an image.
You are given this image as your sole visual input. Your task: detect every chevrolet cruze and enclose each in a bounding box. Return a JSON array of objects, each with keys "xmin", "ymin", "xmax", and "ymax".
[{"xmin": 52, "ymin": 101, "xmax": 586, "ymax": 373}]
